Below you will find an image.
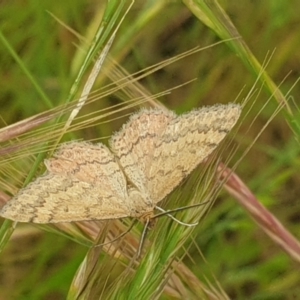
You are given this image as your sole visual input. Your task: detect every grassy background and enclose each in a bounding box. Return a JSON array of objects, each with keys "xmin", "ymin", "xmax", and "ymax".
[{"xmin": 0, "ymin": 0, "xmax": 300, "ymax": 299}]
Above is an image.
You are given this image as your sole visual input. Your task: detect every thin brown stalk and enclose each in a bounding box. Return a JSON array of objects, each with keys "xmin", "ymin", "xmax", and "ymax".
[{"xmin": 219, "ymin": 163, "xmax": 300, "ymax": 263}]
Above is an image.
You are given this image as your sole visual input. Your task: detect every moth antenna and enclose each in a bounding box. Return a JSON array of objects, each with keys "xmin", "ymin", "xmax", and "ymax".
[{"xmin": 154, "ymin": 206, "xmax": 198, "ymax": 227}]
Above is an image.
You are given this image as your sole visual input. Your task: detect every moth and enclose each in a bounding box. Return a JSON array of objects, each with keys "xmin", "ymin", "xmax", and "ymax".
[{"xmin": 0, "ymin": 104, "xmax": 241, "ymax": 224}]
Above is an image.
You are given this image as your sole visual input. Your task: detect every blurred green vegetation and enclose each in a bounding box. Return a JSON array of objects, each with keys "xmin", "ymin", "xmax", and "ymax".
[{"xmin": 0, "ymin": 0, "xmax": 300, "ymax": 299}]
